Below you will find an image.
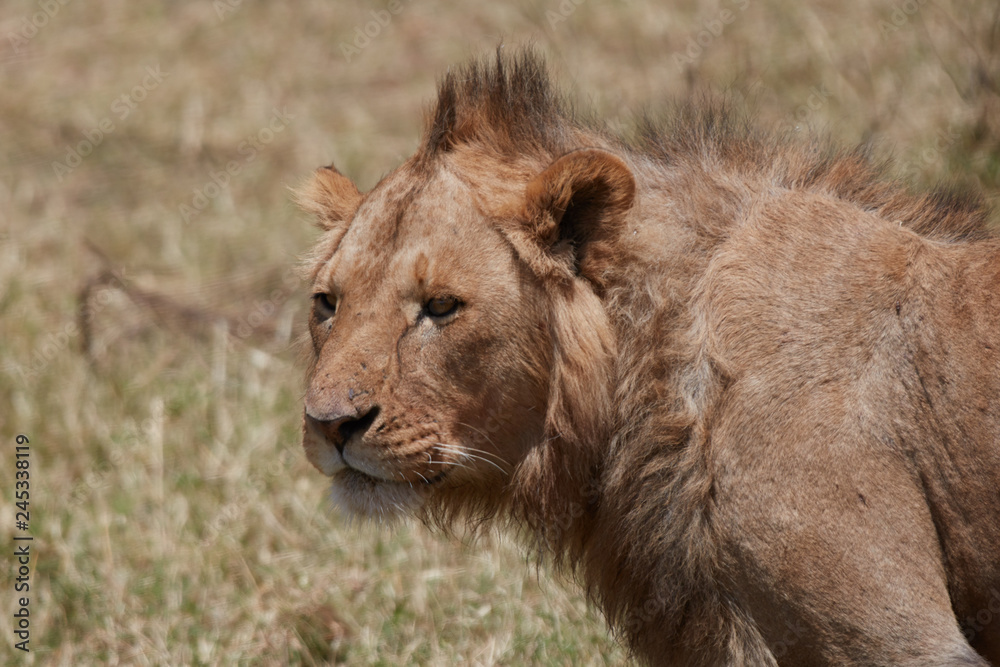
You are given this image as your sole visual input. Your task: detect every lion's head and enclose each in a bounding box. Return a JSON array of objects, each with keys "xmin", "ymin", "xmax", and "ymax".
[{"xmin": 297, "ymin": 54, "xmax": 634, "ymax": 528}]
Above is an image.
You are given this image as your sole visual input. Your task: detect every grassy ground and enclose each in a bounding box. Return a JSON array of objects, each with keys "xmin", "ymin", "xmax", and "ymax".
[{"xmin": 1, "ymin": 0, "xmax": 998, "ymax": 664}]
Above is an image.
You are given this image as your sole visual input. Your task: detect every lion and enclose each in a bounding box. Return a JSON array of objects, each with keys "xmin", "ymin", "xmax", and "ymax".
[{"xmin": 296, "ymin": 49, "xmax": 1000, "ymax": 666}]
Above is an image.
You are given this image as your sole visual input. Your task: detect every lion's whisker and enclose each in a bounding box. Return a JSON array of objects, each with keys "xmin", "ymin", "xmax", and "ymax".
[
  {"xmin": 426, "ymin": 456, "xmax": 471, "ymax": 470},
  {"xmin": 436, "ymin": 434, "xmax": 508, "ymax": 466},
  {"xmin": 431, "ymin": 443, "xmax": 509, "ymax": 476}
]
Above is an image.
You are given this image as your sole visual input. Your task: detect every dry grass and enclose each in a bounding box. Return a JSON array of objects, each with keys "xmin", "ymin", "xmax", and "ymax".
[{"xmin": 1, "ymin": 0, "xmax": 998, "ymax": 664}]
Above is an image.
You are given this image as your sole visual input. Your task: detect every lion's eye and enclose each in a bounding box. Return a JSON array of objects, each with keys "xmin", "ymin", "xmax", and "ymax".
[
  {"xmin": 313, "ymin": 292, "xmax": 337, "ymax": 319},
  {"xmin": 425, "ymin": 295, "xmax": 460, "ymax": 318}
]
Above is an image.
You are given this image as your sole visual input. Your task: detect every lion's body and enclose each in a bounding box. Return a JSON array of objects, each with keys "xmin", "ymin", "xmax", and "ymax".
[
  {"xmin": 298, "ymin": 51, "xmax": 1000, "ymax": 665},
  {"xmin": 595, "ymin": 173, "xmax": 1000, "ymax": 664}
]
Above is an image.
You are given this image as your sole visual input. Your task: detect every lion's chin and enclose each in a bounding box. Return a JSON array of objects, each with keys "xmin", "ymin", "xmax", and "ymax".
[{"xmin": 328, "ymin": 468, "xmax": 426, "ymax": 521}]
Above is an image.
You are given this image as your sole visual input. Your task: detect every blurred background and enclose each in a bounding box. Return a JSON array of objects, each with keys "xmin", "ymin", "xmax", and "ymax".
[{"xmin": 1, "ymin": 1, "xmax": 998, "ymax": 664}]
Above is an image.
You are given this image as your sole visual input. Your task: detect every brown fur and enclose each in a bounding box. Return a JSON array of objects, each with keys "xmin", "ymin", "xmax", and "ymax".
[{"xmin": 296, "ymin": 49, "xmax": 1000, "ymax": 666}]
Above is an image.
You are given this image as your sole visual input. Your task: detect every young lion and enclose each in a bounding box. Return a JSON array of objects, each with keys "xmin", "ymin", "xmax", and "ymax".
[{"xmin": 297, "ymin": 50, "xmax": 1000, "ymax": 666}]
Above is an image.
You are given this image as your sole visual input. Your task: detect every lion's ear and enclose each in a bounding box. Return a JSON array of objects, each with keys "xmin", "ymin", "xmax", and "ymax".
[
  {"xmin": 523, "ymin": 148, "xmax": 635, "ymax": 284},
  {"xmin": 294, "ymin": 164, "xmax": 363, "ymax": 232}
]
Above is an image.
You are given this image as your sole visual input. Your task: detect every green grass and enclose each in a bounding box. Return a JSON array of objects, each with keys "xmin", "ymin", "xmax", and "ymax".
[{"xmin": 1, "ymin": 0, "xmax": 998, "ymax": 664}]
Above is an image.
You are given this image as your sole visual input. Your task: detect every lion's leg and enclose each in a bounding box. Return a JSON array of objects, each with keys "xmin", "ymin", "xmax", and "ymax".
[
  {"xmin": 716, "ymin": 485, "xmax": 988, "ymax": 666},
  {"xmin": 711, "ymin": 396, "xmax": 990, "ymax": 665}
]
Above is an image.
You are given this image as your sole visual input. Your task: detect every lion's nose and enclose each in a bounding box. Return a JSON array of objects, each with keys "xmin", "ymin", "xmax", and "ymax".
[
  {"xmin": 334, "ymin": 406, "xmax": 380, "ymax": 452},
  {"xmin": 306, "ymin": 405, "xmax": 380, "ymax": 455}
]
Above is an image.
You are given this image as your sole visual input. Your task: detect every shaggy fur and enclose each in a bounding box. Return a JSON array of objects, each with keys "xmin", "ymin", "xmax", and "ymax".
[{"xmin": 297, "ymin": 49, "xmax": 1000, "ymax": 666}]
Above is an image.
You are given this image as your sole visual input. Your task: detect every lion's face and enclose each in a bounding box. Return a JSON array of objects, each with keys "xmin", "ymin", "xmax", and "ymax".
[
  {"xmin": 301, "ymin": 163, "xmax": 551, "ymax": 518},
  {"xmin": 299, "ymin": 144, "xmax": 634, "ymax": 521}
]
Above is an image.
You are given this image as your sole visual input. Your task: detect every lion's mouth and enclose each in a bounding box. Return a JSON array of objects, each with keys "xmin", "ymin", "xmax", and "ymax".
[
  {"xmin": 423, "ymin": 469, "xmax": 449, "ymax": 485},
  {"xmin": 337, "ymin": 464, "xmax": 449, "ymax": 487}
]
